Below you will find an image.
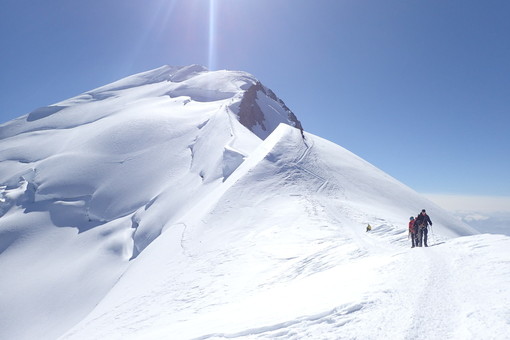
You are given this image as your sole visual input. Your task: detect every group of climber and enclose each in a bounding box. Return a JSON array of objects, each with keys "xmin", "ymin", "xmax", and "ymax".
[{"xmin": 408, "ymin": 209, "xmax": 433, "ymax": 248}]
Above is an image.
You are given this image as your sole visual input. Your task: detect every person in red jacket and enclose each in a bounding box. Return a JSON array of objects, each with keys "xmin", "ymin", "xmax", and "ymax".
[
  {"xmin": 415, "ymin": 209, "xmax": 433, "ymax": 247},
  {"xmin": 408, "ymin": 216, "xmax": 418, "ymax": 248}
]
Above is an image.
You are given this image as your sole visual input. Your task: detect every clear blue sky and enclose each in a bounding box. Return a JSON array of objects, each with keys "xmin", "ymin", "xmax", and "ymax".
[{"xmin": 1, "ymin": 0, "xmax": 509, "ymax": 197}]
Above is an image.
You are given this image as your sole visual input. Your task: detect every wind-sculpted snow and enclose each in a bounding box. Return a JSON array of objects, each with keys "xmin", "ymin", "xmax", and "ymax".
[
  {"xmin": 27, "ymin": 105, "xmax": 66, "ymax": 121},
  {"xmin": 1, "ymin": 65, "xmax": 504, "ymax": 340},
  {"xmin": 0, "ymin": 65, "xmax": 302, "ymax": 340},
  {"xmin": 0, "ymin": 65, "xmax": 300, "ymax": 140}
]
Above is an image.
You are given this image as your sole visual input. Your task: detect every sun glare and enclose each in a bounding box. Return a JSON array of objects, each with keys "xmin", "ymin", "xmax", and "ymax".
[{"xmin": 208, "ymin": 0, "xmax": 217, "ymax": 71}]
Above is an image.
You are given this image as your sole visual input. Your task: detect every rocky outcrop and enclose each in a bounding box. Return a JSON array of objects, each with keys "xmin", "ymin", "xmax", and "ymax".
[{"xmin": 237, "ymin": 82, "xmax": 304, "ymax": 139}]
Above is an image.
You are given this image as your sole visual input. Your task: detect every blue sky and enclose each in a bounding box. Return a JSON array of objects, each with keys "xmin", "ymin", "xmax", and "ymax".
[{"xmin": 1, "ymin": 0, "xmax": 509, "ymax": 199}]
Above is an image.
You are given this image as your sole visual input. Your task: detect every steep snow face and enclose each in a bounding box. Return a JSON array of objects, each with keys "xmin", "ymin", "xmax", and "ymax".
[
  {"xmin": 0, "ymin": 65, "xmax": 301, "ymax": 340},
  {"xmin": 0, "ymin": 65, "xmax": 301, "ymax": 237},
  {"xmin": 0, "ymin": 65, "xmax": 483, "ymax": 340}
]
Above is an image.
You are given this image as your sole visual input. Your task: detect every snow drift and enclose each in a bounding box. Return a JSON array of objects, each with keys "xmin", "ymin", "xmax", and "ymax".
[{"xmin": 1, "ymin": 65, "xmax": 507, "ymax": 340}]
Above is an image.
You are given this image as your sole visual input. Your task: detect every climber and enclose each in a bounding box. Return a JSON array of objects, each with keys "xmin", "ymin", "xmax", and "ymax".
[
  {"xmin": 408, "ymin": 216, "xmax": 418, "ymax": 248},
  {"xmin": 415, "ymin": 209, "xmax": 433, "ymax": 247}
]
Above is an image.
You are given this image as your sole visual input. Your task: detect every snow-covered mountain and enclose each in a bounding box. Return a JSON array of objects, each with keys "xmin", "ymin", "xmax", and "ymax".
[{"xmin": 1, "ymin": 65, "xmax": 508, "ymax": 340}]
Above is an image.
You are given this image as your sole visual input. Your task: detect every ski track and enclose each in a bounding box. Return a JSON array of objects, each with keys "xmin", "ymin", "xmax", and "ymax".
[
  {"xmin": 294, "ymin": 138, "xmax": 329, "ymax": 194},
  {"xmin": 406, "ymin": 248, "xmax": 459, "ymax": 339}
]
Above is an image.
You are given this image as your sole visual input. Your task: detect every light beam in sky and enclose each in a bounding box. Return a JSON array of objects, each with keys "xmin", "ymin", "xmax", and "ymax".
[{"xmin": 208, "ymin": 0, "xmax": 217, "ymax": 71}]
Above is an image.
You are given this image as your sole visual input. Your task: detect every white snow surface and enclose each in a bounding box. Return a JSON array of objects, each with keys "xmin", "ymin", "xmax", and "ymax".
[{"xmin": 0, "ymin": 65, "xmax": 508, "ymax": 340}]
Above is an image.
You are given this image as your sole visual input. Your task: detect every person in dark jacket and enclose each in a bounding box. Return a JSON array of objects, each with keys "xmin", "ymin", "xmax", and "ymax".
[{"xmin": 415, "ymin": 209, "xmax": 433, "ymax": 247}]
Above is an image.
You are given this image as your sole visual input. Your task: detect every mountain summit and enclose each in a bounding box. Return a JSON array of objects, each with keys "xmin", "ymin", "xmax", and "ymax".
[
  {"xmin": 0, "ymin": 65, "xmax": 304, "ymax": 244},
  {"xmin": 2, "ymin": 66, "xmax": 506, "ymax": 340}
]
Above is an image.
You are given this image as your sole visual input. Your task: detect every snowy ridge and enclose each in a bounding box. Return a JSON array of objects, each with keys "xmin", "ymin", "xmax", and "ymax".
[
  {"xmin": 0, "ymin": 65, "xmax": 508, "ymax": 340},
  {"xmin": 60, "ymin": 126, "xmax": 507, "ymax": 340}
]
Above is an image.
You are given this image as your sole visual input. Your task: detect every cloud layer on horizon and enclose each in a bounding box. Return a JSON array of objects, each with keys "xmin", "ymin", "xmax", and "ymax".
[{"xmin": 424, "ymin": 194, "xmax": 510, "ymax": 236}]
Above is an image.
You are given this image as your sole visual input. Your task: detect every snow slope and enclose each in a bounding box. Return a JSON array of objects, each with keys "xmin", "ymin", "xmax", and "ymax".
[
  {"xmin": 1, "ymin": 65, "xmax": 508, "ymax": 340},
  {"xmin": 61, "ymin": 125, "xmax": 509, "ymax": 340},
  {"xmin": 0, "ymin": 65, "xmax": 301, "ymax": 340}
]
